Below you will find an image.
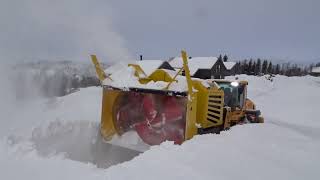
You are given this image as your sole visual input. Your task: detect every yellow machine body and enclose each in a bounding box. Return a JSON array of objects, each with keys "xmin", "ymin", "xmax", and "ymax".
[
  {"xmin": 207, "ymin": 79, "xmax": 264, "ymax": 125},
  {"xmin": 91, "ymin": 51, "xmax": 263, "ymax": 146}
]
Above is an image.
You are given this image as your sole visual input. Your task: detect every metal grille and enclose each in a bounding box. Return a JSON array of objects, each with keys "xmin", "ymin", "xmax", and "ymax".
[{"xmin": 206, "ymin": 92, "xmax": 224, "ymax": 125}]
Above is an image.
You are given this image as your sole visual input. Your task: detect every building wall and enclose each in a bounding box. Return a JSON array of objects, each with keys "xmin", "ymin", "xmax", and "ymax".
[
  {"xmin": 224, "ymin": 65, "xmax": 238, "ymax": 76},
  {"xmin": 193, "ymin": 69, "xmax": 211, "ymax": 79},
  {"xmin": 192, "ymin": 59, "xmax": 228, "ymax": 79},
  {"xmin": 211, "ymin": 59, "xmax": 227, "ymax": 79},
  {"xmin": 310, "ymin": 72, "xmax": 320, "ymax": 77}
]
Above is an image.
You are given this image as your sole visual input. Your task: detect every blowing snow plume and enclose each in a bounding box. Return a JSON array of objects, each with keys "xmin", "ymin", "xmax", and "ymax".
[
  {"xmin": 0, "ymin": 0, "xmax": 133, "ymax": 99},
  {"xmin": 0, "ymin": 63, "xmax": 140, "ymax": 168},
  {"xmin": 0, "ymin": 0, "xmax": 132, "ymax": 62},
  {"xmin": 0, "ymin": 0, "xmax": 132, "ymax": 115},
  {"xmin": 0, "ymin": 0, "xmax": 136, "ymax": 168},
  {"xmin": 0, "ymin": 64, "xmax": 15, "ymax": 131}
]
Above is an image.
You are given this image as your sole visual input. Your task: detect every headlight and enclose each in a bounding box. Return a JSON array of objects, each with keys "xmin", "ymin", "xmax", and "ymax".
[{"xmin": 231, "ymin": 81, "xmax": 239, "ymax": 87}]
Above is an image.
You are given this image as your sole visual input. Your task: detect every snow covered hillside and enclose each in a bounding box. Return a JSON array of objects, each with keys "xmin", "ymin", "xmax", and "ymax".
[
  {"xmin": 12, "ymin": 61, "xmax": 104, "ymax": 97},
  {"xmin": 1, "ymin": 73, "xmax": 320, "ymax": 180}
]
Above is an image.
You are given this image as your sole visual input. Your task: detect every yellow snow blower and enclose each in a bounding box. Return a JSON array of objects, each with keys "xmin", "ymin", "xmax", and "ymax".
[{"xmin": 90, "ymin": 50, "xmax": 263, "ymax": 148}]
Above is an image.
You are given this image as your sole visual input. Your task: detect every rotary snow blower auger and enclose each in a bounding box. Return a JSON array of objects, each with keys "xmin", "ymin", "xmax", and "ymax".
[{"xmin": 90, "ymin": 50, "xmax": 264, "ymax": 152}]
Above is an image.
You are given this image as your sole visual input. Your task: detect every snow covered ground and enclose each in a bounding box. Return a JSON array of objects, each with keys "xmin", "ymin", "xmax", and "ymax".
[{"xmin": 1, "ymin": 71, "xmax": 320, "ymax": 179}]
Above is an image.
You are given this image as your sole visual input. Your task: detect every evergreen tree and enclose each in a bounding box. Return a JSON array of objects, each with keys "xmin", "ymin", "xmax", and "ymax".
[
  {"xmin": 275, "ymin": 64, "xmax": 280, "ymax": 74},
  {"xmin": 282, "ymin": 63, "xmax": 290, "ymax": 76},
  {"xmin": 262, "ymin": 60, "xmax": 268, "ymax": 74},
  {"xmin": 223, "ymin": 54, "xmax": 228, "ymax": 62},
  {"xmin": 267, "ymin": 61, "xmax": 273, "ymax": 74},
  {"xmin": 239, "ymin": 61, "xmax": 243, "ymax": 74},
  {"xmin": 242, "ymin": 60, "xmax": 248, "ymax": 74},
  {"xmin": 253, "ymin": 61, "xmax": 257, "ymax": 75},
  {"xmin": 302, "ymin": 66, "xmax": 309, "ymax": 75},
  {"xmin": 218, "ymin": 54, "xmax": 223, "ymax": 62},
  {"xmin": 235, "ymin": 61, "xmax": 241, "ymax": 74},
  {"xmin": 256, "ymin": 58, "xmax": 261, "ymax": 75},
  {"xmin": 248, "ymin": 59, "xmax": 253, "ymax": 75}
]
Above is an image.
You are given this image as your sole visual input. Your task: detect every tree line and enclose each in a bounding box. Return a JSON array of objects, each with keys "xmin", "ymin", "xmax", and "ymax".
[
  {"xmin": 219, "ymin": 55, "xmax": 318, "ymax": 76},
  {"xmin": 236, "ymin": 59, "xmax": 311, "ymax": 76}
]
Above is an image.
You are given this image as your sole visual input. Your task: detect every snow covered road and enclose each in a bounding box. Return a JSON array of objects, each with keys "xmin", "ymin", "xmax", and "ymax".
[{"xmin": 1, "ymin": 74, "xmax": 319, "ymax": 180}]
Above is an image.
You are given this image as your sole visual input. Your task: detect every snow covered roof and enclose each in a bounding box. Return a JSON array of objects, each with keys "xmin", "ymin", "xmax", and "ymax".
[
  {"xmin": 169, "ymin": 57, "xmax": 185, "ymax": 68},
  {"xmin": 105, "ymin": 60, "xmax": 167, "ymax": 77},
  {"xmin": 223, "ymin": 62, "xmax": 236, "ymax": 70},
  {"xmin": 133, "ymin": 60, "xmax": 165, "ymax": 76},
  {"xmin": 311, "ymin": 67, "xmax": 320, "ymax": 73},
  {"xmin": 169, "ymin": 57, "xmax": 218, "ymax": 75}
]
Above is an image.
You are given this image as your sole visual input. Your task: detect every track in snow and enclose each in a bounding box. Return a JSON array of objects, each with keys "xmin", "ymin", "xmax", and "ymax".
[
  {"xmin": 267, "ymin": 119, "xmax": 320, "ymax": 141},
  {"xmin": 8, "ymin": 120, "xmax": 141, "ymax": 168}
]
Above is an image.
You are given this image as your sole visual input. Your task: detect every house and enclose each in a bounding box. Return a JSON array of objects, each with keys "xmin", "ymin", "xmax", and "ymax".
[
  {"xmin": 133, "ymin": 60, "xmax": 175, "ymax": 76},
  {"xmin": 310, "ymin": 67, "xmax": 320, "ymax": 77},
  {"xmin": 169, "ymin": 56, "xmax": 227, "ymax": 79},
  {"xmin": 223, "ymin": 62, "xmax": 237, "ymax": 76}
]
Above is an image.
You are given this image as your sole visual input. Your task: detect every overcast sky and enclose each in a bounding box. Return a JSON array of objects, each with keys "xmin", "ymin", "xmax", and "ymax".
[{"xmin": 0, "ymin": 0, "xmax": 319, "ymax": 63}]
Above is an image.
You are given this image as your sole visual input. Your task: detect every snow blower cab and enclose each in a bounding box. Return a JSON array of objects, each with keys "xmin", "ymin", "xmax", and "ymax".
[
  {"xmin": 207, "ymin": 79, "xmax": 264, "ymax": 126},
  {"xmin": 91, "ymin": 51, "xmax": 229, "ymax": 147}
]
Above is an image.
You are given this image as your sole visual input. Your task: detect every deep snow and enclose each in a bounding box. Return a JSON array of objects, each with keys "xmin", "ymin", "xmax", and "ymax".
[{"xmin": 1, "ymin": 74, "xmax": 320, "ymax": 180}]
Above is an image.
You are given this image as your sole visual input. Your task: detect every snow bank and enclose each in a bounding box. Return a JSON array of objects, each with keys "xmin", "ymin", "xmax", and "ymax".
[
  {"xmin": 105, "ymin": 124, "xmax": 319, "ymax": 180},
  {"xmin": 1, "ymin": 73, "xmax": 320, "ymax": 180},
  {"xmin": 229, "ymin": 75, "xmax": 320, "ymax": 128}
]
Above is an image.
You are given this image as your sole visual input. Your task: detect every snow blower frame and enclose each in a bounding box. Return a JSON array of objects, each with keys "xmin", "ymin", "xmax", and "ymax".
[{"xmin": 90, "ymin": 50, "xmax": 263, "ymax": 146}]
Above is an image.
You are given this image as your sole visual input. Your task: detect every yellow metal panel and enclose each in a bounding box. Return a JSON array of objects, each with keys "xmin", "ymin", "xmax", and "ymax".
[
  {"xmin": 149, "ymin": 69, "xmax": 175, "ymax": 83},
  {"xmin": 138, "ymin": 78, "xmax": 152, "ymax": 84},
  {"xmin": 240, "ymin": 80, "xmax": 248, "ymax": 85},
  {"xmin": 191, "ymin": 80, "xmax": 225, "ymax": 128},
  {"xmin": 223, "ymin": 108, "xmax": 232, "ymax": 129},
  {"xmin": 245, "ymin": 98, "xmax": 255, "ymax": 110},
  {"xmin": 100, "ymin": 89, "xmax": 120, "ymax": 141},
  {"xmin": 179, "ymin": 50, "xmax": 198, "ymax": 140},
  {"xmin": 165, "ymin": 68, "xmax": 183, "ymax": 90},
  {"xmin": 128, "ymin": 64, "xmax": 148, "ymax": 78},
  {"xmin": 207, "ymin": 116, "xmax": 219, "ymax": 123},
  {"xmin": 192, "ymin": 80, "xmax": 209, "ymax": 128},
  {"xmin": 210, "ymin": 88, "xmax": 224, "ymax": 126},
  {"xmin": 208, "ymin": 103, "xmax": 223, "ymax": 108},
  {"xmin": 208, "ymin": 97, "xmax": 223, "ymax": 101},
  {"xmin": 90, "ymin": 55, "xmax": 108, "ymax": 82},
  {"xmin": 205, "ymin": 88, "xmax": 225, "ymax": 127},
  {"xmin": 207, "ymin": 107, "xmax": 223, "ymax": 113},
  {"xmin": 207, "ymin": 111, "xmax": 221, "ymax": 117},
  {"xmin": 185, "ymin": 93, "xmax": 198, "ymax": 140},
  {"xmin": 128, "ymin": 66, "xmax": 175, "ymax": 85},
  {"xmin": 181, "ymin": 50, "xmax": 193, "ymax": 93}
]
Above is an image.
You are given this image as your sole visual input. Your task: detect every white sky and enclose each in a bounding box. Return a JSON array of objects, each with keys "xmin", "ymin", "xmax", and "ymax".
[{"xmin": 0, "ymin": 0, "xmax": 319, "ymax": 62}]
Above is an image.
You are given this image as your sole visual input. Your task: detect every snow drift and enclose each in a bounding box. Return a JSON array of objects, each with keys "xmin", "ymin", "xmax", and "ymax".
[{"xmin": 0, "ymin": 72, "xmax": 320, "ymax": 180}]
